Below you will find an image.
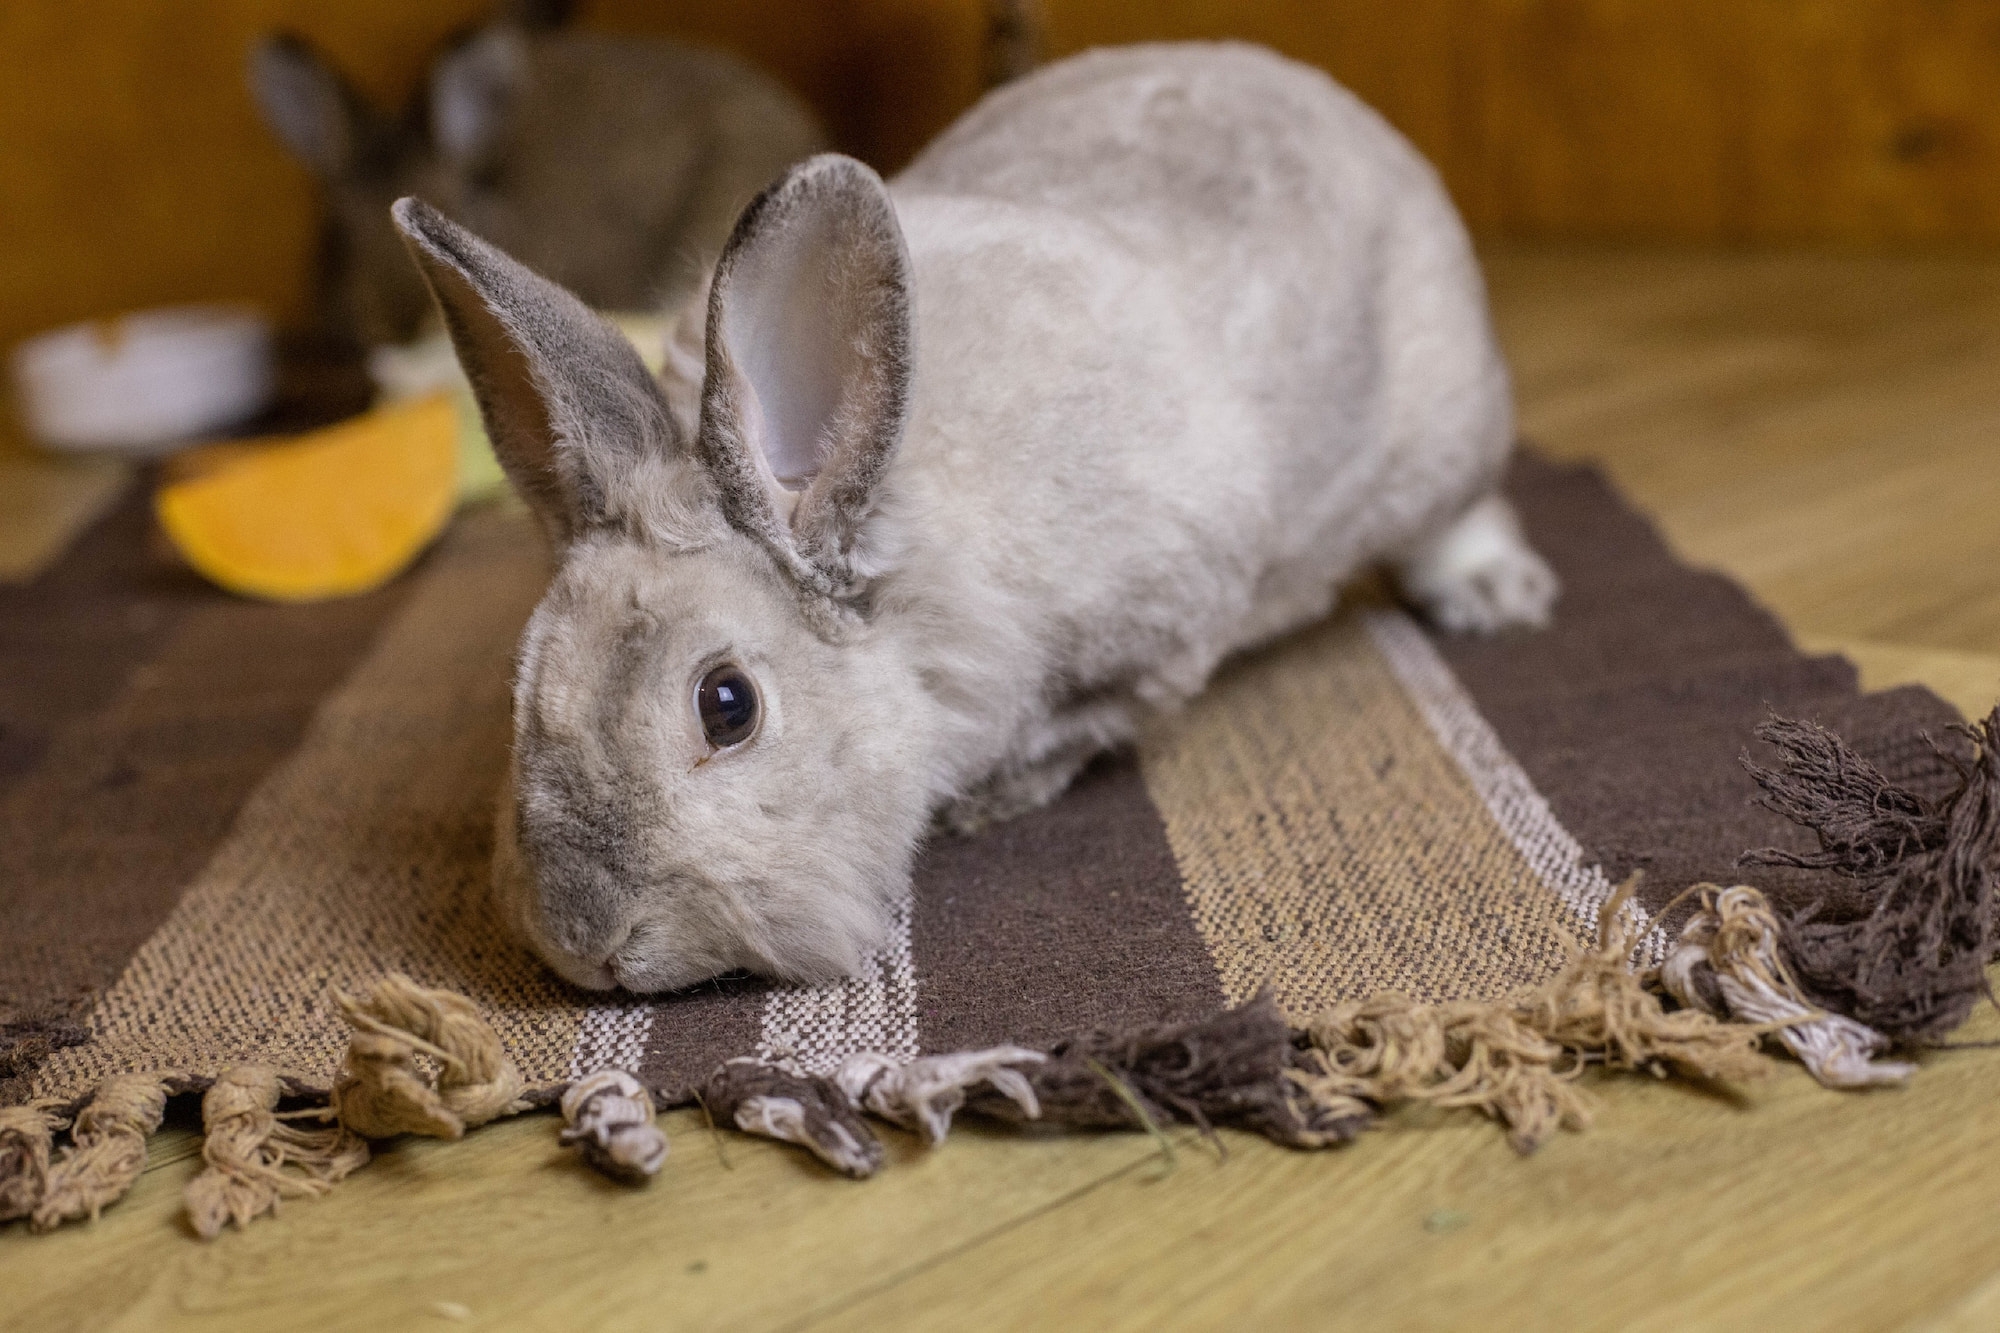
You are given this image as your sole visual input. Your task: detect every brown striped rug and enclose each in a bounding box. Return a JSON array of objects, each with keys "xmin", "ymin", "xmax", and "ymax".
[{"xmin": 0, "ymin": 454, "xmax": 1974, "ymax": 1160}]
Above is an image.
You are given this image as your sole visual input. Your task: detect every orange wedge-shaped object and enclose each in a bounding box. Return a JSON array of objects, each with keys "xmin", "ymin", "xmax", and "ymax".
[{"xmin": 156, "ymin": 393, "xmax": 459, "ymax": 602}]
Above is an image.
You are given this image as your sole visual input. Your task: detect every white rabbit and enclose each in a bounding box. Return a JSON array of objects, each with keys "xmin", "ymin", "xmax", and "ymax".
[{"xmin": 392, "ymin": 42, "xmax": 1558, "ymax": 994}]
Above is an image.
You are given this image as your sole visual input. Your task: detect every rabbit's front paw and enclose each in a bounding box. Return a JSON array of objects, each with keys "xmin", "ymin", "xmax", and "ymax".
[{"xmin": 1396, "ymin": 493, "xmax": 1559, "ymax": 635}]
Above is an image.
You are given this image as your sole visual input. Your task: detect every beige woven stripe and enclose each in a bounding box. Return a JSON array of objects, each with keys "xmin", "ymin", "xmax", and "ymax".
[
  {"xmin": 29, "ymin": 507, "xmax": 584, "ymax": 1104},
  {"xmin": 1138, "ymin": 611, "xmax": 1580, "ymax": 1017}
]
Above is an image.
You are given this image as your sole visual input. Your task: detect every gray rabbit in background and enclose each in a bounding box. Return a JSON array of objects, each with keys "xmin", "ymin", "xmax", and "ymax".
[
  {"xmin": 250, "ymin": 0, "xmax": 825, "ymax": 349},
  {"xmin": 393, "ymin": 43, "xmax": 1559, "ymax": 995}
]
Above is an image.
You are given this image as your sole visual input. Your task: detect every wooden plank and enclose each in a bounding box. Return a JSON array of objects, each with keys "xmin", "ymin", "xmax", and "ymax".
[
  {"xmin": 1487, "ymin": 246, "xmax": 2000, "ymax": 658},
  {"xmin": 0, "ymin": 447, "xmax": 128, "ymax": 584},
  {"xmin": 808, "ymin": 999, "xmax": 2000, "ymax": 1332},
  {"xmin": 0, "ymin": 1105, "xmax": 1165, "ymax": 1332}
]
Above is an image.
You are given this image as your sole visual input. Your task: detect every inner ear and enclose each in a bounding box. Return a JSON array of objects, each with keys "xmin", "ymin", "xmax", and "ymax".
[
  {"xmin": 700, "ymin": 155, "xmax": 912, "ymax": 588},
  {"xmin": 723, "ymin": 205, "xmax": 871, "ymax": 490}
]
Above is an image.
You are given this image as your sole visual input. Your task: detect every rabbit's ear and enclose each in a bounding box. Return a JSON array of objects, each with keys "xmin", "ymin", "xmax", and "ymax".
[
  {"xmin": 249, "ymin": 32, "xmax": 379, "ymax": 180},
  {"xmin": 391, "ymin": 197, "xmax": 683, "ymax": 547},
  {"xmin": 430, "ymin": 26, "xmax": 529, "ymax": 178},
  {"xmin": 698, "ymin": 155, "xmax": 914, "ymax": 598}
]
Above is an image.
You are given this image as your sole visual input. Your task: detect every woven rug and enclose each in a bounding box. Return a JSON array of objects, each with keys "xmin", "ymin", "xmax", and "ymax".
[{"xmin": 2, "ymin": 452, "xmax": 1988, "ymax": 1230}]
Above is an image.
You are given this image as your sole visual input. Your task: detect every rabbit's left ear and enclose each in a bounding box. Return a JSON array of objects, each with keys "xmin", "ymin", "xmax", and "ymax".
[
  {"xmin": 391, "ymin": 197, "xmax": 684, "ymax": 549},
  {"xmin": 697, "ymin": 154, "xmax": 913, "ymax": 600}
]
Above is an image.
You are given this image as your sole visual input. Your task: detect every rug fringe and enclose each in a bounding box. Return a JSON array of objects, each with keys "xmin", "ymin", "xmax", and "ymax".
[
  {"xmin": 183, "ymin": 1066, "xmax": 369, "ymax": 1239},
  {"xmin": 836, "ymin": 1046, "xmax": 1045, "ymax": 1145},
  {"xmin": 27, "ymin": 1073, "xmax": 171, "ymax": 1232},
  {"xmin": 1741, "ymin": 706, "xmax": 2000, "ymax": 1042},
  {"xmin": 707, "ymin": 999, "xmax": 1372, "ymax": 1174},
  {"xmin": 963, "ymin": 999, "xmax": 1370, "ymax": 1148},
  {"xmin": 1292, "ymin": 878, "xmax": 1772, "ymax": 1154},
  {"xmin": 1659, "ymin": 884, "xmax": 1914, "ymax": 1088},
  {"xmin": 558, "ymin": 1070, "xmax": 667, "ymax": 1181},
  {"xmin": 333, "ymin": 973, "xmax": 532, "ymax": 1140},
  {"xmin": 702, "ymin": 1058, "xmax": 886, "ymax": 1178},
  {"xmin": 8, "ymin": 711, "xmax": 1992, "ymax": 1230},
  {"xmin": 0, "ymin": 1099, "xmax": 66, "ymax": 1223}
]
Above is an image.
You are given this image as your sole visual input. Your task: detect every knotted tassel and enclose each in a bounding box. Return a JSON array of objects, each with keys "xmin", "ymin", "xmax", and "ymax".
[
  {"xmin": 558, "ymin": 1070, "xmax": 666, "ymax": 1182},
  {"xmin": 30, "ymin": 1074, "xmax": 171, "ymax": 1231},
  {"xmin": 1658, "ymin": 884, "xmax": 1913, "ymax": 1088},
  {"xmin": 701, "ymin": 1059, "xmax": 884, "ymax": 1178},
  {"xmin": 182, "ymin": 1065, "xmax": 370, "ymax": 1239},
  {"xmin": 333, "ymin": 974, "xmax": 530, "ymax": 1140},
  {"xmin": 0, "ymin": 1100, "xmax": 65, "ymax": 1223},
  {"xmin": 834, "ymin": 1047, "xmax": 1044, "ymax": 1145},
  {"xmin": 1741, "ymin": 708, "xmax": 2000, "ymax": 1042}
]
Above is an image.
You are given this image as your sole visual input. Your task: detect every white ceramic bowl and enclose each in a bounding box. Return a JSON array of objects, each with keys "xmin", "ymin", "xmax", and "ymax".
[{"xmin": 9, "ymin": 305, "xmax": 275, "ymax": 455}]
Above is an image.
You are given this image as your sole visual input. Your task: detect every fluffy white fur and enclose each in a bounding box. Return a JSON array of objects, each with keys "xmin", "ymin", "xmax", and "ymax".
[{"xmin": 397, "ymin": 43, "xmax": 1558, "ymax": 994}]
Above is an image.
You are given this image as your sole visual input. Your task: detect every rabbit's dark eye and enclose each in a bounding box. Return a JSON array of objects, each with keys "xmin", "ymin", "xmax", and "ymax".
[{"xmin": 695, "ymin": 664, "xmax": 760, "ymax": 749}]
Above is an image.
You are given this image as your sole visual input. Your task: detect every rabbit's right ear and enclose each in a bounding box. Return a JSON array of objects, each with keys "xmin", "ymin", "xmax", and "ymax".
[
  {"xmin": 698, "ymin": 155, "xmax": 913, "ymax": 602},
  {"xmin": 391, "ymin": 198, "xmax": 686, "ymax": 548},
  {"xmin": 248, "ymin": 32, "xmax": 377, "ymax": 179}
]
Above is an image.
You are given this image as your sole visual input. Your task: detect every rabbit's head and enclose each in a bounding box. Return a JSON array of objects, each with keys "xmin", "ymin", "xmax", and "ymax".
[
  {"xmin": 393, "ymin": 156, "xmax": 931, "ymax": 993},
  {"xmin": 251, "ymin": 22, "xmax": 549, "ymax": 348},
  {"xmin": 252, "ymin": 32, "xmax": 439, "ymax": 346}
]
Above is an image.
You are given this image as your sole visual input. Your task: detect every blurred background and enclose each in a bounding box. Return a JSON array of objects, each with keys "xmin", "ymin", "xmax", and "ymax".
[{"xmin": 5, "ymin": 0, "xmax": 1999, "ymax": 365}]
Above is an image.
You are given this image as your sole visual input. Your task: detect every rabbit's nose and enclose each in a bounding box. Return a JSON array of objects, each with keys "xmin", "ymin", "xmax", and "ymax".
[
  {"xmin": 534, "ymin": 922, "xmax": 628, "ymax": 992},
  {"xmin": 605, "ymin": 949, "xmax": 635, "ymax": 991},
  {"xmin": 551, "ymin": 948, "xmax": 618, "ymax": 992},
  {"xmin": 584, "ymin": 925, "xmax": 638, "ymax": 991}
]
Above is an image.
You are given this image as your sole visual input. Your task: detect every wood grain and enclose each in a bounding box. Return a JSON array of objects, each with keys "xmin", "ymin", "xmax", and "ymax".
[
  {"xmin": 8, "ymin": 1, "xmax": 2000, "ymax": 366},
  {"xmin": 1040, "ymin": 1, "xmax": 2000, "ymax": 243},
  {"xmin": 817, "ymin": 1002, "xmax": 2000, "ymax": 1333},
  {"xmin": 3, "ymin": 247, "xmax": 1999, "ymax": 1332},
  {"xmin": 1485, "ymin": 245, "xmax": 2000, "ymax": 657}
]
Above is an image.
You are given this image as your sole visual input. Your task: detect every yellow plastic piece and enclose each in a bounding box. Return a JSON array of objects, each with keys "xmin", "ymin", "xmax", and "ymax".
[{"xmin": 155, "ymin": 393, "xmax": 459, "ymax": 602}]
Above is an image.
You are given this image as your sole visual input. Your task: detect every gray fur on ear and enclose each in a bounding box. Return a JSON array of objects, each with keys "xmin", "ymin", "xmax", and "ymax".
[
  {"xmin": 430, "ymin": 26, "xmax": 529, "ymax": 177},
  {"xmin": 390, "ymin": 197, "xmax": 691, "ymax": 548},
  {"xmin": 698, "ymin": 154, "xmax": 914, "ymax": 601},
  {"xmin": 249, "ymin": 32, "xmax": 377, "ymax": 179}
]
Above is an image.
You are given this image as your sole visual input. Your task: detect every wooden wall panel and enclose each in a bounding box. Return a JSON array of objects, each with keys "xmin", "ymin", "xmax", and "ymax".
[
  {"xmin": 3, "ymin": 1, "xmax": 2000, "ymax": 364},
  {"xmin": 1039, "ymin": 0, "xmax": 2000, "ymax": 242},
  {"xmin": 0, "ymin": 1, "xmax": 490, "ymax": 360}
]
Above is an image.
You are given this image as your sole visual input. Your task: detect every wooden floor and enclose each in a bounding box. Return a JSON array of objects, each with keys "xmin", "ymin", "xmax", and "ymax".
[{"xmin": 5, "ymin": 246, "xmax": 2000, "ymax": 1332}]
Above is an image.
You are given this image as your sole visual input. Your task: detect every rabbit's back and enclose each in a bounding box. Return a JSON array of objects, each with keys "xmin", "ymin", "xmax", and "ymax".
[
  {"xmin": 881, "ymin": 44, "xmax": 1512, "ymax": 789},
  {"xmin": 900, "ymin": 42, "xmax": 1422, "ymax": 253}
]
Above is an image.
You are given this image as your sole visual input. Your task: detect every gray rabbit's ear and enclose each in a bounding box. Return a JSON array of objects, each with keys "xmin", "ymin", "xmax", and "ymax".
[
  {"xmin": 430, "ymin": 26, "xmax": 529, "ymax": 177},
  {"xmin": 249, "ymin": 32, "xmax": 379, "ymax": 179},
  {"xmin": 391, "ymin": 197, "xmax": 683, "ymax": 548},
  {"xmin": 698, "ymin": 154, "xmax": 914, "ymax": 600}
]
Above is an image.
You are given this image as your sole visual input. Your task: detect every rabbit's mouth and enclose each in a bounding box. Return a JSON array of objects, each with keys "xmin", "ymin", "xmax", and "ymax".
[{"xmin": 554, "ymin": 950, "xmax": 620, "ymax": 993}]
